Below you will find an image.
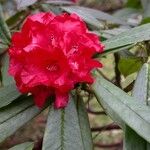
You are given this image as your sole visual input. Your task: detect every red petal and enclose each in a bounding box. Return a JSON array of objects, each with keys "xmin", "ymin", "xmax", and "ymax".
[
  {"xmin": 32, "ymin": 86, "xmax": 53, "ymax": 107},
  {"xmin": 21, "ymin": 66, "xmax": 49, "ymax": 87},
  {"xmin": 27, "ymin": 12, "xmax": 55, "ymax": 25},
  {"xmin": 54, "ymin": 91, "xmax": 69, "ymax": 109},
  {"xmin": 50, "ymin": 13, "xmax": 87, "ymax": 35}
]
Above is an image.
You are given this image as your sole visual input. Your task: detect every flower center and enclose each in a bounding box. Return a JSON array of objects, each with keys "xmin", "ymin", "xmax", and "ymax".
[{"xmin": 46, "ymin": 63, "xmax": 59, "ymax": 72}]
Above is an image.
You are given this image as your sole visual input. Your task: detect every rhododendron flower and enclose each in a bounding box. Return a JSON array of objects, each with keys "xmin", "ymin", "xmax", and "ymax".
[{"xmin": 8, "ymin": 12, "xmax": 104, "ymax": 109}]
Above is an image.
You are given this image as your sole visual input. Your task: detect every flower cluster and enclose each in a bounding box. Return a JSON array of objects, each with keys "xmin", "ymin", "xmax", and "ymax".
[{"xmin": 9, "ymin": 12, "xmax": 104, "ymax": 108}]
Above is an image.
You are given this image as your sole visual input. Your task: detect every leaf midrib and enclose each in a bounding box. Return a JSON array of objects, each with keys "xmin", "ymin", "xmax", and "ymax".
[
  {"xmin": 0, "ymin": 103, "xmax": 34, "ymax": 124},
  {"xmin": 97, "ymin": 79, "xmax": 150, "ymax": 127},
  {"xmin": 100, "ymin": 80, "xmax": 150, "ymax": 125},
  {"xmin": 60, "ymin": 109, "xmax": 65, "ymax": 150},
  {"xmin": 76, "ymin": 100, "xmax": 86, "ymax": 150}
]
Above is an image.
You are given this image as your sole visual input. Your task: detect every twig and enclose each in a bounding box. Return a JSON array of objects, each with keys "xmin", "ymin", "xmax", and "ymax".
[
  {"xmin": 91, "ymin": 124, "xmax": 121, "ymax": 132},
  {"xmin": 114, "ymin": 53, "xmax": 121, "ymax": 87},
  {"xmin": 87, "ymin": 108, "xmax": 106, "ymax": 115},
  {"xmin": 94, "ymin": 141, "xmax": 123, "ymax": 148}
]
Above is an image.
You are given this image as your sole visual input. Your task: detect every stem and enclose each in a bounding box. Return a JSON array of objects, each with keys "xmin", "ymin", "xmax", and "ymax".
[{"xmin": 114, "ymin": 53, "xmax": 121, "ymax": 87}]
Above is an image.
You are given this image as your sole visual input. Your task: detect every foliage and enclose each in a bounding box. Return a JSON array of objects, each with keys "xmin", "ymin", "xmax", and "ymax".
[{"xmin": 0, "ymin": 0, "xmax": 150, "ymax": 149}]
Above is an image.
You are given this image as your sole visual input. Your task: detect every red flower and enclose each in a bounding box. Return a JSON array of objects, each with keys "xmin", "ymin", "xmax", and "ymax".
[{"xmin": 9, "ymin": 12, "xmax": 104, "ymax": 109}]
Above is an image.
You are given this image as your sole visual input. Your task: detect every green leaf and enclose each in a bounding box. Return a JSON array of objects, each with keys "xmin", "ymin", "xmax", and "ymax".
[
  {"xmin": 0, "ymin": 43, "xmax": 8, "ymax": 54},
  {"xmin": 132, "ymin": 63, "xmax": 149, "ymax": 104},
  {"xmin": 0, "ymin": 54, "xmax": 20, "ymax": 108},
  {"xmin": 0, "ymin": 4, "xmax": 11, "ymax": 44},
  {"xmin": 97, "ymin": 45, "xmax": 133, "ymax": 57},
  {"xmin": 132, "ymin": 64, "xmax": 150, "ymax": 149},
  {"xmin": 0, "ymin": 83, "xmax": 21, "ymax": 108},
  {"xmin": 1, "ymin": 53, "xmax": 15, "ymax": 86},
  {"xmin": 6, "ymin": 10, "xmax": 27, "ymax": 27},
  {"xmin": 101, "ymin": 28, "xmax": 129, "ymax": 37},
  {"xmin": 118, "ymin": 57, "xmax": 143, "ymax": 77},
  {"xmin": 61, "ymin": 6, "xmax": 102, "ymax": 29},
  {"xmin": 63, "ymin": 6, "xmax": 128, "ymax": 25},
  {"xmin": 143, "ymin": 5, "xmax": 150, "ymax": 18},
  {"xmin": 118, "ymin": 49, "xmax": 135, "ymax": 58},
  {"xmin": 17, "ymin": 0, "xmax": 74, "ymax": 9},
  {"xmin": 141, "ymin": 17, "xmax": 150, "ymax": 24},
  {"xmin": 62, "ymin": 6, "xmax": 129, "ymax": 27},
  {"xmin": 103, "ymin": 23, "xmax": 150, "ymax": 51},
  {"xmin": 42, "ymin": 95, "xmax": 88, "ymax": 150},
  {"xmin": 124, "ymin": 126, "xmax": 147, "ymax": 150},
  {"xmin": 44, "ymin": 0, "xmax": 74, "ymax": 5},
  {"xmin": 77, "ymin": 96, "xmax": 93, "ymax": 150},
  {"xmin": 141, "ymin": 0, "xmax": 150, "ymax": 18},
  {"xmin": 141, "ymin": 0, "xmax": 148, "ymax": 9},
  {"xmin": 126, "ymin": 0, "xmax": 142, "ymax": 9},
  {"xmin": 92, "ymin": 76, "xmax": 150, "ymax": 142},
  {"xmin": 124, "ymin": 63, "xmax": 150, "ymax": 150},
  {"xmin": 0, "ymin": 96, "xmax": 32, "ymax": 124},
  {"xmin": 113, "ymin": 8, "xmax": 141, "ymax": 21},
  {"xmin": 16, "ymin": 0, "xmax": 37, "ymax": 9},
  {"xmin": 140, "ymin": 0, "xmax": 150, "ymax": 23},
  {"xmin": 0, "ymin": 96, "xmax": 41, "ymax": 142},
  {"xmin": 8, "ymin": 142, "xmax": 34, "ymax": 150},
  {"xmin": 92, "ymin": 77, "xmax": 125, "ymax": 129},
  {"xmin": 0, "ymin": 28, "xmax": 9, "ymax": 45}
]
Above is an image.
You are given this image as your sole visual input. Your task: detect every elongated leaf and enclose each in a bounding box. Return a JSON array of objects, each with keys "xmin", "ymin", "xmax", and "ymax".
[
  {"xmin": 102, "ymin": 28, "xmax": 129, "ymax": 37},
  {"xmin": 42, "ymin": 95, "xmax": 86, "ymax": 150},
  {"xmin": 132, "ymin": 64, "xmax": 150, "ymax": 150},
  {"xmin": 77, "ymin": 96, "xmax": 93, "ymax": 150},
  {"xmin": 113, "ymin": 8, "xmax": 141, "ymax": 20},
  {"xmin": 0, "ymin": 44, "xmax": 8, "ymax": 54},
  {"xmin": 17, "ymin": 0, "xmax": 74, "ymax": 9},
  {"xmin": 0, "ymin": 83, "xmax": 21, "ymax": 108},
  {"xmin": 1, "ymin": 53, "xmax": 15, "ymax": 86},
  {"xmin": 0, "ymin": 54, "xmax": 20, "ymax": 108},
  {"xmin": 0, "ymin": 96, "xmax": 32, "ymax": 124},
  {"xmin": 141, "ymin": 17, "xmax": 150, "ymax": 24},
  {"xmin": 41, "ymin": 4, "xmax": 63, "ymax": 14},
  {"xmin": 96, "ymin": 45, "xmax": 133, "ymax": 57},
  {"xmin": 44, "ymin": 0, "xmax": 74, "ymax": 5},
  {"xmin": 124, "ymin": 63, "xmax": 150, "ymax": 150},
  {"xmin": 6, "ymin": 10, "xmax": 27, "ymax": 27},
  {"xmin": 0, "ymin": 11, "xmax": 9, "ymax": 45},
  {"xmin": 16, "ymin": 0, "xmax": 37, "ymax": 9},
  {"xmin": 0, "ymin": 96, "xmax": 41, "ymax": 142},
  {"xmin": 141, "ymin": 0, "xmax": 150, "ymax": 18},
  {"xmin": 94, "ymin": 28, "xmax": 130, "ymax": 41},
  {"xmin": 92, "ymin": 76, "xmax": 150, "ymax": 142},
  {"xmin": 126, "ymin": 0, "xmax": 142, "ymax": 9},
  {"xmin": 141, "ymin": 0, "xmax": 148, "ymax": 9},
  {"xmin": 125, "ymin": 126, "xmax": 147, "ymax": 150},
  {"xmin": 132, "ymin": 63, "xmax": 149, "ymax": 104},
  {"xmin": 61, "ymin": 6, "xmax": 103, "ymax": 28},
  {"xmin": 143, "ymin": 5, "xmax": 150, "ymax": 22},
  {"xmin": 0, "ymin": 4, "xmax": 11, "ymax": 44},
  {"xmin": 0, "ymin": 28, "xmax": 9, "ymax": 45},
  {"xmin": 92, "ymin": 77, "xmax": 125, "ymax": 129},
  {"xmin": 62, "ymin": 6, "xmax": 129, "ymax": 26},
  {"xmin": 9, "ymin": 142, "xmax": 34, "ymax": 150},
  {"xmin": 104, "ymin": 23, "xmax": 150, "ymax": 51},
  {"xmin": 118, "ymin": 57, "xmax": 143, "ymax": 77}
]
